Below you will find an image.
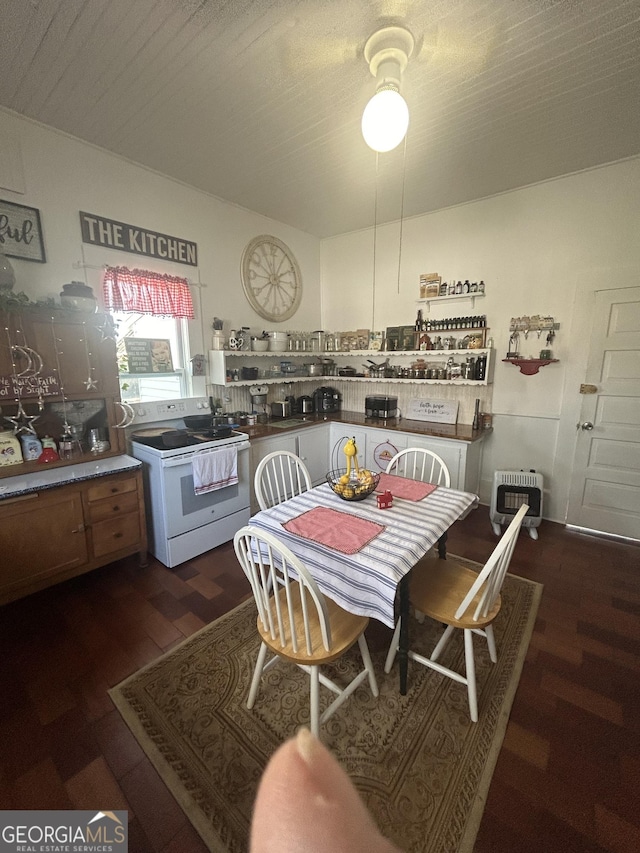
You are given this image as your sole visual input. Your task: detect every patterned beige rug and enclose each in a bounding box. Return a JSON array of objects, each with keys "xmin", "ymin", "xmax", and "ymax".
[{"xmin": 110, "ymin": 561, "xmax": 542, "ymax": 852}]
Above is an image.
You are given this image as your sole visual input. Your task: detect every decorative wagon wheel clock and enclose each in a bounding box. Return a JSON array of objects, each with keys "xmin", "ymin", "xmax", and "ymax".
[{"xmin": 241, "ymin": 235, "xmax": 302, "ymax": 322}]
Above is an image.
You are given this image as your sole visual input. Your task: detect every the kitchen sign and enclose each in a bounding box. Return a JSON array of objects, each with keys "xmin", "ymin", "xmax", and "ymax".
[
  {"xmin": 406, "ymin": 398, "xmax": 459, "ymax": 424},
  {"xmin": 79, "ymin": 211, "xmax": 198, "ymax": 267}
]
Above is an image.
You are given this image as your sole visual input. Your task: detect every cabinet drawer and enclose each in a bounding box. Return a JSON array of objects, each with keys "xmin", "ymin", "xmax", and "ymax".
[
  {"xmin": 91, "ymin": 514, "xmax": 141, "ymax": 558},
  {"xmin": 87, "ymin": 477, "xmax": 137, "ymax": 502},
  {"xmin": 87, "ymin": 490, "xmax": 139, "ymax": 523}
]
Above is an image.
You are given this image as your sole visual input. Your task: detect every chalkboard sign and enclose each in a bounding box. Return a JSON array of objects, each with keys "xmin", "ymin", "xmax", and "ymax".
[
  {"xmin": 123, "ymin": 339, "xmax": 174, "ymax": 373},
  {"xmin": 406, "ymin": 398, "xmax": 459, "ymax": 424}
]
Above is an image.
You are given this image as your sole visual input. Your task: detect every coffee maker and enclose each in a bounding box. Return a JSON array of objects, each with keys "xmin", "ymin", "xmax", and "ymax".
[{"xmin": 313, "ymin": 386, "xmax": 341, "ymax": 414}]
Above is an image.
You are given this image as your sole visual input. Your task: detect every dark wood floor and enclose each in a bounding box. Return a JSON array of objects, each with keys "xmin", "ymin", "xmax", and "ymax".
[{"xmin": 1, "ymin": 506, "xmax": 638, "ymax": 852}]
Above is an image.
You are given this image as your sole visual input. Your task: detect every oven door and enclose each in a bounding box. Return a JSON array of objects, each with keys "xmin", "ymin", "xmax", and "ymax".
[{"xmin": 160, "ymin": 443, "xmax": 250, "ymax": 538}]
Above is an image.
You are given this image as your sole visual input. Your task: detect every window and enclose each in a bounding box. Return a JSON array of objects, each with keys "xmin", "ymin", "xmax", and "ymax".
[
  {"xmin": 103, "ymin": 265, "xmax": 195, "ymax": 403},
  {"xmin": 115, "ymin": 313, "xmax": 191, "ymax": 403}
]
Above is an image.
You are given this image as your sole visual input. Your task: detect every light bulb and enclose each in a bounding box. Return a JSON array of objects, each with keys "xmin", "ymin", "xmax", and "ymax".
[{"xmin": 361, "ymin": 88, "xmax": 409, "ymax": 153}]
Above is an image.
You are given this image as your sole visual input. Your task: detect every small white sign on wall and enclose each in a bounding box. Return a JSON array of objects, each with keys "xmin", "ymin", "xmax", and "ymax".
[{"xmin": 406, "ymin": 398, "xmax": 459, "ymax": 424}]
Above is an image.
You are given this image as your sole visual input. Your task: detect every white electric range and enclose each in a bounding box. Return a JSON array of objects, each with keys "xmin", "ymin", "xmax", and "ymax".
[{"xmin": 127, "ymin": 398, "xmax": 250, "ymax": 568}]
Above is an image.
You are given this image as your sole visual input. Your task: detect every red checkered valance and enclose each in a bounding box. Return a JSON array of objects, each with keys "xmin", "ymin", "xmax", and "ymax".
[{"xmin": 102, "ymin": 266, "xmax": 195, "ymax": 319}]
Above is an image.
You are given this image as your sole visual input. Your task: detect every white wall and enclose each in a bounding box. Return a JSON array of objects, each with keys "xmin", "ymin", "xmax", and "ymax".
[
  {"xmin": 4, "ymin": 108, "xmax": 639, "ymax": 523},
  {"xmin": 321, "ymin": 159, "xmax": 640, "ymax": 520},
  {"xmin": 0, "ymin": 109, "xmax": 322, "ymax": 366}
]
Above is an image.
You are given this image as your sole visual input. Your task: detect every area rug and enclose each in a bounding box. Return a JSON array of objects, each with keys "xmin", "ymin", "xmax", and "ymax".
[{"xmin": 110, "ymin": 560, "xmax": 542, "ymax": 852}]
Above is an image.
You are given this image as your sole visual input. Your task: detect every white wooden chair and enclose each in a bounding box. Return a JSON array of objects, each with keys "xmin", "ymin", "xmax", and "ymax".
[
  {"xmin": 385, "ymin": 447, "xmax": 451, "ymax": 487},
  {"xmin": 233, "ymin": 526, "xmax": 379, "ymax": 738},
  {"xmin": 254, "ymin": 450, "xmax": 312, "ymax": 511},
  {"xmin": 386, "ymin": 447, "xmax": 452, "ymax": 571},
  {"xmin": 384, "ymin": 503, "xmax": 528, "ymax": 722}
]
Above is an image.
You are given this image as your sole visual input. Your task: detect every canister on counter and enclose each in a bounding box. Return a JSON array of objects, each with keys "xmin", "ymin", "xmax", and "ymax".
[
  {"xmin": 20, "ymin": 433, "xmax": 43, "ymax": 460},
  {"xmin": 0, "ymin": 431, "xmax": 23, "ymax": 466}
]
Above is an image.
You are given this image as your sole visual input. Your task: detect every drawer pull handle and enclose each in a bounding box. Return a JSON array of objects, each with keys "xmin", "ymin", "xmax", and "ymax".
[
  {"xmin": 71, "ymin": 524, "xmax": 86, "ymax": 534},
  {"xmin": 112, "ymin": 505, "xmax": 120, "ymax": 512},
  {"xmin": 114, "ymin": 532, "xmax": 123, "ymax": 539}
]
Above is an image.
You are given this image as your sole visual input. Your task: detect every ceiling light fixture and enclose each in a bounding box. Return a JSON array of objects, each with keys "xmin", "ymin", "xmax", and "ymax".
[{"xmin": 362, "ymin": 25, "xmax": 414, "ymax": 153}]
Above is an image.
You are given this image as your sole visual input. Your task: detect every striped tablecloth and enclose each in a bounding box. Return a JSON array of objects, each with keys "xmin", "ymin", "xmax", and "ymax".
[{"xmin": 248, "ymin": 481, "xmax": 478, "ymax": 628}]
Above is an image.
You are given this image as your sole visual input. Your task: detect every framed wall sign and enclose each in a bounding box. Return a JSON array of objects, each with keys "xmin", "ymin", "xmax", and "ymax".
[
  {"xmin": 79, "ymin": 211, "xmax": 198, "ymax": 267},
  {"xmin": 406, "ymin": 398, "xmax": 459, "ymax": 424},
  {"xmin": 122, "ymin": 339, "xmax": 174, "ymax": 373},
  {"xmin": 0, "ymin": 199, "xmax": 46, "ymax": 262}
]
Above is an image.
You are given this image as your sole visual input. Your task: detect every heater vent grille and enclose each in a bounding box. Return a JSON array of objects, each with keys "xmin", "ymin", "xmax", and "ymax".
[{"xmin": 490, "ymin": 470, "xmax": 544, "ymax": 539}]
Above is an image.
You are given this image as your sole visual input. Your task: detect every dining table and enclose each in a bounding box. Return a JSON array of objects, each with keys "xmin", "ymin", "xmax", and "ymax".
[{"xmin": 248, "ymin": 473, "xmax": 478, "ymax": 694}]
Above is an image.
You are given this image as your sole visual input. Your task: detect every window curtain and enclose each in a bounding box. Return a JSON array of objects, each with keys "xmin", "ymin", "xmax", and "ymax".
[{"xmin": 102, "ymin": 266, "xmax": 195, "ymax": 318}]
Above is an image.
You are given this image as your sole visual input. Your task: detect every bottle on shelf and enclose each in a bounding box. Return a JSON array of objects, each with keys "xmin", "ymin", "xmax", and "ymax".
[
  {"xmin": 475, "ymin": 354, "xmax": 487, "ymax": 381},
  {"xmin": 472, "ymin": 399, "xmax": 481, "ymax": 431}
]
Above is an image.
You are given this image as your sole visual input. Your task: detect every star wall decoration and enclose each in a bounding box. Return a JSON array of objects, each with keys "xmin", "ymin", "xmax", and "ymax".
[
  {"xmin": 99, "ymin": 316, "xmax": 117, "ymax": 342},
  {"xmin": 4, "ymin": 401, "xmax": 39, "ymax": 435}
]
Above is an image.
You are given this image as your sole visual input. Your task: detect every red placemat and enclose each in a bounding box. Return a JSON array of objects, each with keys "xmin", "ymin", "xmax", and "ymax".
[
  {"xmin": 377, "ymin": 473, "xmax": 438, "ymax": 501},
  {"xmin": 283, "ymin": 506, "xmax": 385, "ymax": 555}
]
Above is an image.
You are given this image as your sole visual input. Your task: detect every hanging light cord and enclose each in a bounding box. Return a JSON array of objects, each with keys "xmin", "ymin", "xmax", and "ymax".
[
  {"xmin": 371, "ymin": 152, "xmax": 379, "ymax": 331},
  {"xmin": 397, "ymin": 135, "xmax": 408, "ymax": 294}
]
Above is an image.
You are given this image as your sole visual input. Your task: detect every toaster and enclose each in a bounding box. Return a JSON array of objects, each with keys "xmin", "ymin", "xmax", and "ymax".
[{"xmin": 365, "ymin": 395, "xmax": 398, "ymax": 419}]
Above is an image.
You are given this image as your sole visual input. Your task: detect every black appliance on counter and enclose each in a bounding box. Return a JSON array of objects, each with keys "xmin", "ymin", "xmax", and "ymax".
[
  {"xmin": 365, "ymin": 395, "xmax": 398, "ymax": 419},
  {"xmin": 313, "ymin": 386, "xmax": 341, "ymax": 413},
  {"xmin": 296, "ymin": 395, "xmax": 314, "ymax": 414}
]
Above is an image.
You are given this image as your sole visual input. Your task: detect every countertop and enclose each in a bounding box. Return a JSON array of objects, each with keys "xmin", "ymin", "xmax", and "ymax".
[
  {"xmin": 0, "ymin": 414, "xmax": 488, "ymax": 501},
  {"xmin": 236, "ymin": 410, "xmax": 490, "ymax": 443},
  {"xmin": 0, "ymin": 454, "xmax": 142, "ymax": 501}
]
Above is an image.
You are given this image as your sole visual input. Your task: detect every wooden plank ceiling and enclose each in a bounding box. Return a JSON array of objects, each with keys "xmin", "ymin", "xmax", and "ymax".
[{"xmin": 0, "ymin": 0, "xmax": 638, "ymax": 237}]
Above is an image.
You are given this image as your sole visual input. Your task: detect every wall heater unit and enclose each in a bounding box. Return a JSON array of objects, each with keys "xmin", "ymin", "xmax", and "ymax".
[{"xmin": 490, "ymin": 470, "xmax": 544, "ymax": 540}]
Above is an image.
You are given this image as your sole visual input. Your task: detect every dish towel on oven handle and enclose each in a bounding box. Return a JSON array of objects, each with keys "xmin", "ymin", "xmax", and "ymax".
[{"xmin": 192, "ymin": 446, "xmax": 238, "ymax": 495}]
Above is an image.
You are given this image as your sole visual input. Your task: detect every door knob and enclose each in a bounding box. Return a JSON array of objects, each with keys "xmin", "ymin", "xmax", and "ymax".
[{"xmin": 580, "ymin": 422, "xmax": 594, "ymax": 431}]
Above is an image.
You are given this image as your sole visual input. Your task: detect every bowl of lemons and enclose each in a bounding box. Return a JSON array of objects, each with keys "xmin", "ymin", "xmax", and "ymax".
[{"xmin": 326, "ymin": 468, "xmax": 380, "ymax": 501}]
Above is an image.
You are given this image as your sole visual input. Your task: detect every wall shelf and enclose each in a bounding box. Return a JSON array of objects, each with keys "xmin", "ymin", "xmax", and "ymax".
[
  {"xmin": 503, "ymin": 358, "xmax": 559, "ymax": 375},
  {"xmin": 209, "ymin": 349, "xmax": 493, "ymax": 386},
  {"xmin": 417, "ymin": 292, "xmax": 485, "ymax": 312}
]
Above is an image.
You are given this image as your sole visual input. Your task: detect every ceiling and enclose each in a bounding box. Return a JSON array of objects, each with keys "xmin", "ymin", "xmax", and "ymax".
[{"xmin": 1, "ymin": 0, "xmax": 639, "ymax": 238}]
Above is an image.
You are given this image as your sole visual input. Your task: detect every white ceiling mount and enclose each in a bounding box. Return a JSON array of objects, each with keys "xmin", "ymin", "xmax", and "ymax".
[
  {"xmin": 362, "ymin": 25, "xmax": 415, "ymax": 153},
  {"xmin": 364, "ymin": 25, "xmax": 415, "ymax": 89}
]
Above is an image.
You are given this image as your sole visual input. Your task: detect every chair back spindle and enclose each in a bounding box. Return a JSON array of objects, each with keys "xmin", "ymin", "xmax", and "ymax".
[
  {"xmin": 255, "ymin": 451, "xmax": 312, "ymax": 510},
  {"xmin": 386, "ymin": 447, "xmax": 451, "ymax": 487}
]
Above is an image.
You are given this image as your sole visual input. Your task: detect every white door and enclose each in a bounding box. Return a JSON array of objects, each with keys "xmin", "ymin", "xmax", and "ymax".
[{"xmin": 566, "ymin": 286, "xmax": 640, "ymax": 539}]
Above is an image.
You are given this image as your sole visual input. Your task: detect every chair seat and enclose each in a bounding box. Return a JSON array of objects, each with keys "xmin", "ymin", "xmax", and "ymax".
[
  {"xmin": 258, "ymin": 586, "xmax": 370, "ymax": 665},
  {"xmin": 409, "ymin": 557, "xmax": 502, "ymax": 629}
]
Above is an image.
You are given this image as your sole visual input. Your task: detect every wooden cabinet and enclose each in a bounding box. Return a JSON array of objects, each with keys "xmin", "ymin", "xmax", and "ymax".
[
  {"xmin": 249, "ymin": 426, "xmax": 330, "ymax": 512},
  {"xmin": 296, "ymin": 425, "xmax": 329, "ymax": 485},
  {"xmin": 330, "ymin": 421, "xmax": 484, "ymax": 493},
  {"xmin": 0, "ymin": 469, "xmax": 148, "ymax": 605},
  {"xmin": 0, "ymin": 308, "xmax": 127, "ymax": 480}
]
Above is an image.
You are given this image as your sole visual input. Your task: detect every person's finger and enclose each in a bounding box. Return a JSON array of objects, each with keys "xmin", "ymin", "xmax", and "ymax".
[{"xmin": 250, "ymin": 727, "xmax": 400, "ymax": 853}]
